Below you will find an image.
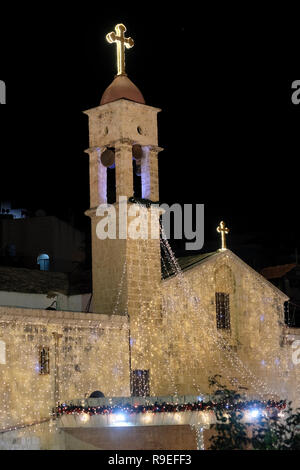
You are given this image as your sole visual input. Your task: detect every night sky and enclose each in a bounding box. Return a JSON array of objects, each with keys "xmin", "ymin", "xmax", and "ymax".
[{"xmin": 0, "ymin": 6, "xmax": 299, "ymax": 269}]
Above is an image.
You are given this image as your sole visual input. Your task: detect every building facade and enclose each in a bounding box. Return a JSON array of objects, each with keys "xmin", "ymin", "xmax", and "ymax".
[{"xmin": 0, "ymin": 31, "xmax": 299, "ymax": 434}]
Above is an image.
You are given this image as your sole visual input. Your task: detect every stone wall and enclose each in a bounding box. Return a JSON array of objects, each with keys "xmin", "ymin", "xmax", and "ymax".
[
  {"xmin": 61, "ymin": 425, "xmax": 198, "ymax": 450},
  {"xmin": 0, "ymin": 290, "xmax": 91, "ymax": 313},
  {"xmin": 0, "ymin": 420, "xmax": 199, "ymax": 450},
  {"xmin": 150, "ymin": 250, "xmax": 297, "ymax": 403},
  {"xmin": 85, "ymin": 100, "xmax": 160, "ymax": 150},
  {"xmin": 0, "ymin": 247, "xmax": 298, "ymax": 433},
  {"xmin": 0, "ymin": 306, "xmax": 129, "ymax": 430},
  {"xmin": 88, "ymin": 203, "xmax": 162, "ymax": 375}
]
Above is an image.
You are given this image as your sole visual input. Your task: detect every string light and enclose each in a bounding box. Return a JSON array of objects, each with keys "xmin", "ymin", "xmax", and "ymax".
[
  {"xmin": 0, "ymin": 201, "xmax": 297, "ymax": 447},
  {"xmin": 158, "ymin": 224, "xmax": 294, "ymax": 403},
  {"xmin": 55, "ymin": 400, "xmax": 286, "ymax": 417}
]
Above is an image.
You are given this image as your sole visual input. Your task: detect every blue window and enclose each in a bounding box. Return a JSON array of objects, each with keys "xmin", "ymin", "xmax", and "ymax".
[{"xmin": 37, "ymin": 253, "xmax": 50, "ymax": 271}]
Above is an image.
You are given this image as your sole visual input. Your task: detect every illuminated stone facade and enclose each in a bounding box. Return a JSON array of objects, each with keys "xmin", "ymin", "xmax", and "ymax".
[
  {"xmin": 82, "ymin": 92, "xmax": 298, "ymax": 406},
  {"xmin": 0, "ymin": 307, "xmax": 129, "ymax": 430},
  {"xmin": 84, "ymin": 99, "xmax": 161, "ymax": 322},
  {"xmin": 154, "ymin": 250, "xmax": 297, "ymax": 402},
  {"xmin": 0, "ymin": 87, "xmax": 299, "ymax": 435}
]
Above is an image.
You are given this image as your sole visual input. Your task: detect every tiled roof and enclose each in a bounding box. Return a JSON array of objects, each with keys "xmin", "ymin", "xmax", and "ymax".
[
  {"xmin": 261, "ymin": 264, "xmax": 296, "ymax": 280},
  {"xmin": 162, "ymin": 252, "xmax": 218, "ymax": 279},
  {"xmin": 0, "ymin": 266, "xmax": 91, "ymax": 295}
]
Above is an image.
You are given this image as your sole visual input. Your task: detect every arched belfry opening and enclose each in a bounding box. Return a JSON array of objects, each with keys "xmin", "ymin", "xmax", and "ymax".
[
  {"xmin": 101, "ymin": 147, "xmax": 116, "ymax": 204},
  {"xmin": 132, "ymin": 144, "xmax": 143, "ymax": 199},
  {"xmin": 96, "ymin": 143, "xmax": 157, "ymax": 205},
  {"xmin": 107, "ymin": 165, "xmax": 116, "ymax": 204},
  {"xmin": 98, "ymin": 147, "xmax": 116, "ymax": 204}
]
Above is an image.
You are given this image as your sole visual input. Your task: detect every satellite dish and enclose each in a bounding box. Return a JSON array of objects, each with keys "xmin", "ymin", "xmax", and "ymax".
[{"xmin": 100, "ymin": 149, "xmax": 115, "ymax": 168}]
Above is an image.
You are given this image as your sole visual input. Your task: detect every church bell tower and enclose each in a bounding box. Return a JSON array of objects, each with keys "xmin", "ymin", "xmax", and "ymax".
[{"xmin": 84, "ymin": 24, "xmax": 163, "ymax": 381}]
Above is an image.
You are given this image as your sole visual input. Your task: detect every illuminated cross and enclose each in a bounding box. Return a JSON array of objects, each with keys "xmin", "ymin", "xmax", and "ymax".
[
  {"xmin": 217, "ymin": 221, "xmax": 229, "ymax": 251},
  {"xmin": 106, "ymin": 24, "xmax": 134, "ymax": 76}
]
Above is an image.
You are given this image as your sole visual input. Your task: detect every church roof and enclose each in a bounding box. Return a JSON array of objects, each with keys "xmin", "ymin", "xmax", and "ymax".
[
  {"xmin": 162, "ymin": 249, "xmax": 289, "ymax": 300},
  {"xmin": 0, "ymin": 266, "xmax": 91, "ymax": 296},
  {"xmin": 162, "ymin": 251, "xmax": 218, "ymax": 279},
  {"xmin": 100, "ymin": 75, "xmax": 145, "ymax": 106}
]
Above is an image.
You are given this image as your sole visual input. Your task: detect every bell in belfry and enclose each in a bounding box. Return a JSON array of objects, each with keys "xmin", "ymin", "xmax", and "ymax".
[
  {"xmin": 132, "ymin": 144, "xmax": 143, "ymax": 176},
  {"xmin": 132, "ymin": 144, "xmax": 143, "ymax": 161},
  {"xmin": 100, "ymin": 148, "xmax": 115, "ymax": 168}
]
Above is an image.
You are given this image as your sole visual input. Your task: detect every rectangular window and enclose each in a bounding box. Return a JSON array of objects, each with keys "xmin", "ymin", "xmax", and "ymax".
[
  {"xmin": 39, "ymin": 347, "xmax": 50, "ymax": 374},
  {"xmin": 216, "ymin": 292, "xmax": 230, "ymax": 329},
  {"xmin": 0, "ymin": 340, "xmax": 6, "ymax": 364},
  {"xmin": 131, "ymin": 369, "xmax": 150, "ymax": 397}
]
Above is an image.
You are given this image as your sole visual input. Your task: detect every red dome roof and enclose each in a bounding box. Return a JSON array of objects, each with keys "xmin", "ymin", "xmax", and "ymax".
[{"xmin": 100, "ymin": 75, "xmax": 145, "ymax": 105}]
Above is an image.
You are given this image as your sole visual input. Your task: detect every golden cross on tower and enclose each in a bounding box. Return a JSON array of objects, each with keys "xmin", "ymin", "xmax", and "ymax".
[
  {"xmin": 106, "ymin": 24, "xmax": 134, "ymax": 76},
  {"xmin": 217, "ymin": 221, "xmax": 229, "ymax": 251}
]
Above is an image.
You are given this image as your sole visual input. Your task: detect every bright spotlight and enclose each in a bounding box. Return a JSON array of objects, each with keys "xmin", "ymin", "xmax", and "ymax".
[
  {"xmin": 79, "ymin": 413, "xmax": 90, "ymax": 423},
  {"xmin": 249, "ymin": 409, "xmax": 260, "ymax": 419},
  {"xmin": 112, "ymin": 412, "xmax": 132, "ymax": 426},
  {"xmin": 114, "ymin": 413, "xmax": 126, "ymax": 422},
  {"xmin": 142, "ymin": 412, "xmax": 153, "ymax": 423}
]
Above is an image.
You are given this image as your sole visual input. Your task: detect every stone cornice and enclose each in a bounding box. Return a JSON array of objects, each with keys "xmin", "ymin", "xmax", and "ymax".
[
  {"xmin": 83, "ymin": 99, "xmax": 161, "ymax": 116},
  {"xmin": 84, "ymin": 141, "xmax": 163, "ymax": 155},
  {"xmin": 0, "ymin": 306, "xmax": 128, "ymax": 329}
]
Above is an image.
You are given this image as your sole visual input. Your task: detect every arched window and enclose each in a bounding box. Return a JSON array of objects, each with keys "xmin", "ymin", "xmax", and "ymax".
[{"xmin": 37, "ymin": 253, "xmax": 50, "ymax": 271}]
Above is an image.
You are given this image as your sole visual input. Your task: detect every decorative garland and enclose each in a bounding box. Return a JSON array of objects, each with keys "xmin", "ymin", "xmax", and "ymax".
[{"xmin": 55, "ymin": 400, "xmax": 286, "ymax": 417}]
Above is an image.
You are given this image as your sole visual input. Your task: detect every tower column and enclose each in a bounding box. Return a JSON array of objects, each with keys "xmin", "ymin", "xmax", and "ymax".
[
  {"xmin": 115, "ymin": 142, "xmax": 134, "ymax": 199},
  {"xmin": 86, "ymin": 147, "xmax": 107, "ymax": 207},
  {"xmin": 141, "ymin": 147, "xmax": 160, "ymax": 201}
]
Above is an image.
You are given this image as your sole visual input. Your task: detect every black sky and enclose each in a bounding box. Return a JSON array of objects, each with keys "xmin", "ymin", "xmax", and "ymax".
[{"xmin": 0, "ymin": 5, "xmax": 299, "ymax": 268}]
